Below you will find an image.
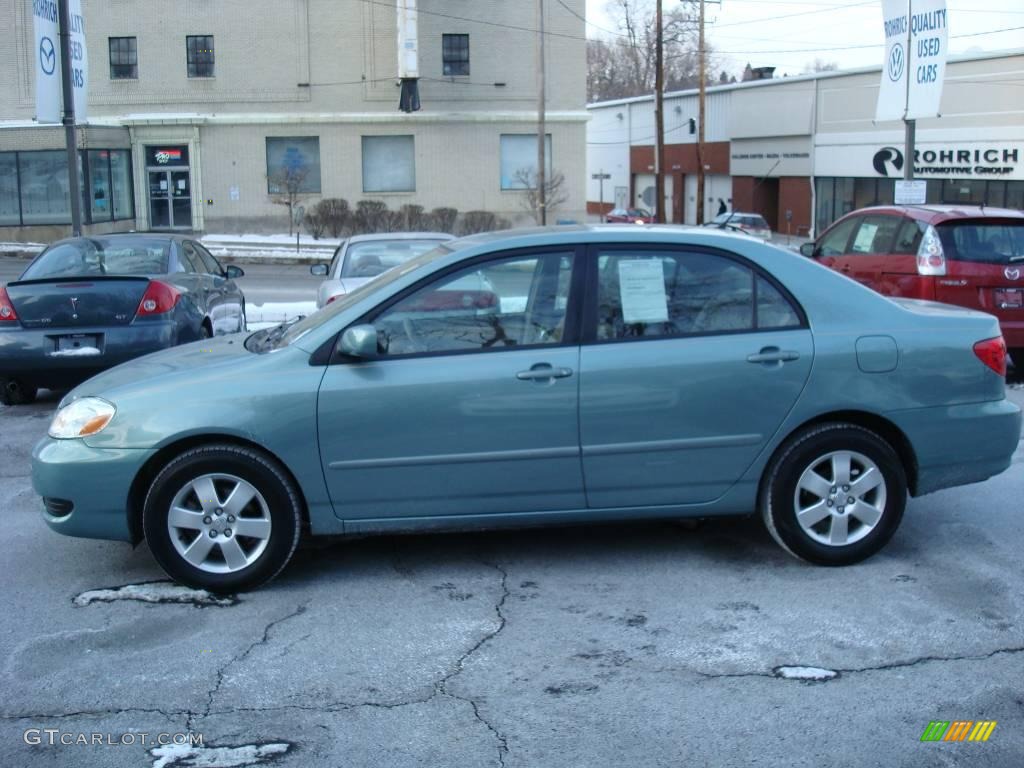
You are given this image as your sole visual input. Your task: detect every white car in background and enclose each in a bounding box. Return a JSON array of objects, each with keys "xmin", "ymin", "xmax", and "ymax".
[{"xmin": 311, "ymin": 232, "xmax": 454, "ymax": 308}]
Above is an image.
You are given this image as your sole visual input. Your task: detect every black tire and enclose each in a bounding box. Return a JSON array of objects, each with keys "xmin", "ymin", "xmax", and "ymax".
[
  {"xmin": 142, "ymin": 444, "xmax": 302, "ymax": 592},
  {"xmin": 1, "ymin": 378, "xmax": 39, "ymax": 406},
  {"xmin": 760, "ymin": 423, "xmax": 907, "ymax": 566},
  {"xmin": 199, "ymin": 321, "xmax": 212, "ymax": 340}
]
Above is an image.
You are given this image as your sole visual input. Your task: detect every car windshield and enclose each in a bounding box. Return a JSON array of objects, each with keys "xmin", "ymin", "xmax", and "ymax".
[
  {"xmin": 938, "ymin": 220, "xmax": 1024, "ymax": 265},
  {"xmin": 627, "ymin": 209, "xmax": 650, "ymax": 217},
  {"xmin": 20, "ymin": 237, "xmax": 170, "ymax": 279},
  {"xmin": 340, "ymin": 239, "xmax": 448, "ymax": 278},
  {"xmin": 247, "ymin": 243, "xmax": 453, "ymax": 352}
]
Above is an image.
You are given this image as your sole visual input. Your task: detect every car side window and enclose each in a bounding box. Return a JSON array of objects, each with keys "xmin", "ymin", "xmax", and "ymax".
[
  {"xmin": 595, "ymin": 250, "xmax": 798, "ymax": 340},
  {"xmin": 849, "ymin": 215, "xmax": 901, "ymax": 256},
  {"xmin": 180, "ymin": 242, "xmax": 204, "ymax": 273},
  {"xmin": 893, "ymin": 219, "xmax": 925, "ymax": 254},
  {"xmin": 329, "ymin": 243, "xmax": 346, "ymax": 278},
  {"xmin": 371, "ymin": 252, "xmax": 575, "ymax": 356},
  {"xmin": 193, "ymin": 242, "xmax": 224, "ymax": 276},
  {"xmin": 817, "ymin": 217, "xmax": 859, "ymax": 257}
]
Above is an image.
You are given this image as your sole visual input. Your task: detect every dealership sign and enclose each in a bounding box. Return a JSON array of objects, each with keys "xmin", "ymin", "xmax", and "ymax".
[
  {"xmin": 876, "ymin": 0, "xmax": 948, "ymax": 121},
  {"xmin": 33, "ymin": 0, "xmax": 88, "ymax": 124},
  {"xmin": 815, "ymin": 143, "xmax": 1023, "ymax": 181}
]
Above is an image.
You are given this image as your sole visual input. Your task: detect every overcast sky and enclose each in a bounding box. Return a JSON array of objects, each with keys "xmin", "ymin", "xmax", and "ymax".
[{"xmin": 582, "ymin": 0, "xmax": 1024, "ymax": 77}]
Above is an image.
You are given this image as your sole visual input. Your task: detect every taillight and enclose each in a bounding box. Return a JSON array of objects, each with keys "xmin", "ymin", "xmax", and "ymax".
[
  {"xmin": 916, "ymin": 224, "xmax": 946, "ymax": 276},
  {"xmin": 0, "ymin": 286, "xmax": 17, "ymax": 323},
  {"xmin": 973, "ymin": 336, "xmax": 1007, "ymax": 377},
  {"xmin": 135, "ymin": 280, "xmax": 181, "ymax": 317}
]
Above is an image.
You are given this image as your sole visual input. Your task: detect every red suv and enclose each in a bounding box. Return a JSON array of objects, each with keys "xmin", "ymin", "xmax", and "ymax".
[{"xmin": 803, "ymin": 205, "xmax": 1024, "ymax": 364}]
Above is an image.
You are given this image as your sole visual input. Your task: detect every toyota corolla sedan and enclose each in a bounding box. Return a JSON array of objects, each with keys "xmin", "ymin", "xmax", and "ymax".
[
  {"xmin": 1, "ymin": 234, "xmax": 245, "ymax": 405},
  {"xmin": 33, "ymin": 226, "xmax": 1021, "ymax": 592}
]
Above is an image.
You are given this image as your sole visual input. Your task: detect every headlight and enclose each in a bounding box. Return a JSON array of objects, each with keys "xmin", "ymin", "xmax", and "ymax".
[{"xmin": 48, "ymin": 397, "xmax": 116, "ymax": 439}]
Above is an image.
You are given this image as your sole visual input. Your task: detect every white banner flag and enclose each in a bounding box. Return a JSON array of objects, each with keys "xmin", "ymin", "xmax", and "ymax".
[
  {"xmin": 906, "ymin": 0, "xmax": 948, "ymax": 120},
  {"xmin": 876, "ymin": 0, "xmax": 948, "ymax": 122},
  {"xmin": 32, "ymin": 0, "xmax": 88, "ymax": 124},
  {"xmin": 876, "ymin": 0, "xmax": 909, "ymax": 122}
]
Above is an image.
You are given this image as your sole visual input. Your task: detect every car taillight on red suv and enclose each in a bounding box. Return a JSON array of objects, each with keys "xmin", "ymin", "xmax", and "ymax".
[
  {"xmin": 0, "ymin": 286, "xmax": 18, "ymax": 323},
  {"xmin": 973, "ymin": 336, "xmax": 1007, "ymax": 376},
  {"xmin": 135, "ymin": 280, "xmax": 181, "ymax": 317},
  {"xmin": 916, "ymin": 224, "xmax": 947, "ymax": 276}
]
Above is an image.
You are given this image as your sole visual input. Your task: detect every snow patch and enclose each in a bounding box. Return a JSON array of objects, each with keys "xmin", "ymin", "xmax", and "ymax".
[
  {"xmin": 73, "ymin": 581, "xmax": 237, "ymax": 607},
  {"xmin": 773, "ymin": 665, "xmax": 839, "ymax": 681},
  {"xmin": 202, "ymin": 233, "xmax": 342, "ymax": 247},
  {"xmin": 0, "ymin": 241, "xmax": 45, "ymax": 254},
  {"xmin": 150, "ymin": 742, "xmax": 291, "ymax": 768}
]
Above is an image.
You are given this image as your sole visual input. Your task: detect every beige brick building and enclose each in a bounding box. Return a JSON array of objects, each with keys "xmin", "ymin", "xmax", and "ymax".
[{"xmin": 0, "ymin": 0, "xmax": 587, "ymax": 239}]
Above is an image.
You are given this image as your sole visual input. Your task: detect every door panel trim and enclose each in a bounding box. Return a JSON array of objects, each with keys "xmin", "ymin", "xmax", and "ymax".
[
  {"xmin": 328, "ymin": 445, "xmax": 579, "ymax": 470},
  {"xmin": 582, "ymin": 433, "xmax": 764, "ymax": 457}
]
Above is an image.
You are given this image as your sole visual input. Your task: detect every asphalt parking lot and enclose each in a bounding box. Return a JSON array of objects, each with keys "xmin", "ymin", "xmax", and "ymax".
[{"xmin": 1, "ymin": 381, "xmax": 1022, "ymax": 767}]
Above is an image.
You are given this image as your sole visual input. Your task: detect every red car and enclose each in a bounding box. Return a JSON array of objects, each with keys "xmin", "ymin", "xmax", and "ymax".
[
  {"xmin": 803, "ymin": 205, "xmax": 1024, "ymax": 363},
  {"xmin": 605, "ymin": 207, "xmax": 651, "ymax": 224}
]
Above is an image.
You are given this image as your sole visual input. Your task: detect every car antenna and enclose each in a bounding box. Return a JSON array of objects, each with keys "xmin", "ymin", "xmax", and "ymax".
[{"xmin": 719, "ymin": 159, "xmax": 781, "ymax": 230}]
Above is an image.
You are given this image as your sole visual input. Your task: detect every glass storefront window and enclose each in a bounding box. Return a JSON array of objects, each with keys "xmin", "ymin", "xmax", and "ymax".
[
  {"xmin": 19, "ymin": 151, "xmax": 70, "ymax": 225},
  {"xmin": 111, "ymin": 150, "xmax": 134, "ymax": 220},
  {"xmin": 0, "ymin": 153, "xmax": 19, "ymax": 225},
  {"xmin": 266, "ymin": 137, "xmax": 321, "ymax": 194},
  {"xmin": 88, "ymin": 150, "xmax": 113, "ymax": 222}
]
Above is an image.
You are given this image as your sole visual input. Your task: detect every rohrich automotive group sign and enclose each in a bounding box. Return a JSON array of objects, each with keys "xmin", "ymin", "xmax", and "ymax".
[
  {"xmin": 876, "ymin": 0, "xmax": 948, "ymax": 122},
  {"xmin": 815, "ymin": 143, "xmax": 1023, "ymax": 181}
]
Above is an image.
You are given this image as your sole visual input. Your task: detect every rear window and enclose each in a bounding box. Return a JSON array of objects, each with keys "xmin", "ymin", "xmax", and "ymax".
[
  {"xmin": 742, "ymin": 215, "xmax": 769, "ymax": 229},
  {"xmin": 938, "ymin": 220, "xmax": 1024, "ymax": 265},
  {"xmin": 340, "ymin": 239, "xmax": 447, "ymax": 279},
  {"xmin": 21, "ymin": 237, "xmax": 170, "ymax": 279}
]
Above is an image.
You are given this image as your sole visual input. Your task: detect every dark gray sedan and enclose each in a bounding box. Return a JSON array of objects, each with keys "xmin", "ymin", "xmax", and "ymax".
[{"xmin": 0, "ymin": 234, "xmax": 245, "ymax": 405}]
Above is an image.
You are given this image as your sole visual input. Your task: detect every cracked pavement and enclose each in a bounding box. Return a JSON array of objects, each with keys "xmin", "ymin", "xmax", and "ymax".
[{"xmin": 1, "ymin": 387, "xmax": 1022, "ymax": 767}]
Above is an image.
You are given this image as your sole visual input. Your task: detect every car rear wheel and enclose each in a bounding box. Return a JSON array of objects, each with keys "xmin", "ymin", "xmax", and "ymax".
[
  {"xmin": 142, "ymin": 445, "xmax": 302, "ymax": 592},
  {"xmin": 0, "ymin": 378, "xmax": 39, "ymax": 406},
  {"xmin": 760, "ymin": 423, "xmax": 907, "ymax": 565}
]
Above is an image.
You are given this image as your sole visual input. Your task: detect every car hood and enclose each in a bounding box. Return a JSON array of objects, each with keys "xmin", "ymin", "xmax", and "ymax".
[{"xmin": 65, "ymin": 332, "xmax": 253, "ymax": 403}]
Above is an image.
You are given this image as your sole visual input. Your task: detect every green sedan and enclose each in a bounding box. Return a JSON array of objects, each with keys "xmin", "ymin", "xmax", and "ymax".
[{"xmin": 32, "ymin": 227, "xmax": 1021, "ymax": 592}]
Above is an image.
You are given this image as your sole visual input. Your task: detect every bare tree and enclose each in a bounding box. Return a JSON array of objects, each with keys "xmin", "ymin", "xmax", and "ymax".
[
  {"xmin": 801, "ymin": 58, "xmax": 839, "ymax": 74},
  {"xmin": 587, "ymin": 0, "xmax": 715, "ymax": 102},
  {"xmin": 268, "ymin": 165, "xmax": 311, "ymax": 236},
  {"xmin": 514, "ymin": 168, "xmax": 569, "ymax": 224}
]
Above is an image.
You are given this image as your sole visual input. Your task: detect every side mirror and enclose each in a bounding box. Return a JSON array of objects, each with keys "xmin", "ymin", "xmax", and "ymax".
[
  {"xmin": 310, "ymin": 263, "xmax": 329, "ymax": 277},
  {"xmin": 799, "ymin": 242, "xmax": 817, "ymax": 258},
  {"xmin": 338, "ymin": 324, "xmax": 378, "ymax": 358},
  {"xmin": 225, "ymin": 264, "xmax": 244, "ymax": 279}
]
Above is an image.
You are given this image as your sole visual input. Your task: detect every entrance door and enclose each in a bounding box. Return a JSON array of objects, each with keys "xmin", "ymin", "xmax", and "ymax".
[{"xmin": 147, "ymin": 170, "xmax": 192, "ymax": 230}]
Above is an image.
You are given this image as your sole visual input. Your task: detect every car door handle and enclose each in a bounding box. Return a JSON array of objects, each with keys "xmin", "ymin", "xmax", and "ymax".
[
  {"xmin": 516, "ymin": 365, "xmax": 573, "ymax": 381},
  {"xmin": 747, "ymin": 348, "xmax": 800, "ymax": 364}
]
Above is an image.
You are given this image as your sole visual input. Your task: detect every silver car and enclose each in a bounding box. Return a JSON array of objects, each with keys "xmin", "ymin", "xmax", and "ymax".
[{"xmin": 311, "ymin": 232, "xmax": 454, "ymax": 308}]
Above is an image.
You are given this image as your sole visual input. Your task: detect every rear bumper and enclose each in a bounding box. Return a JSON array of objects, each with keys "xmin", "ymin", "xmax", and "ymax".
[
  {"xmin": 31, "ymin": 436, "xmax": 154, "ymax": 542},
  {"xmin": 0, "ymin": 320, "xmax": 176, "ymax": 389},
  {"xmin": 886, "ymin": 398, "xmax": 1022, "ymax": 496}
]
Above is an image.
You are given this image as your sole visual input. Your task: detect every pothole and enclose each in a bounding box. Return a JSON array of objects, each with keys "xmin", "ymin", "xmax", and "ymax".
[
  {"xmin": 150, "ymin": 741, "xmax": 291, "ymax": 768},
  {"xmin": 73, "ymin": 581, "xmax": 238, "ymax": 608},
  {"xmin": 773, "ymin": 665, "xmax": 840, "ymax": 682}
]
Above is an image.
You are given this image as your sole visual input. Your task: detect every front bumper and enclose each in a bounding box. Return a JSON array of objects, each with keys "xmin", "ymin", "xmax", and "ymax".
[
  {"xmin": 0, "ymin": 320, "xmax": 176, "ymax": 389},
  {"xmin": 887, "ymin": 397, "xmax": 1022, "ymax": 496},
  {"xmin": 32, "ymin": 437, "xmax": 156, "ymax": 542}
]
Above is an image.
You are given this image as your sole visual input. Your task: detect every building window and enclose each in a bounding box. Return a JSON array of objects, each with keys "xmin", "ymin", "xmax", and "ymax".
[
  {"xmin": 0, "ymin": 153, "xmax": 19, "ymax": 225},
  {"xmin": 266, "ymin": 137, "xmax": 322, "ymax": 194},
  {"xmin": 362, "ymin": 136, "xmax": 415, "ymax": 193},
  {"xmin": 500, "ymin": 134, "xmax": 552, "ymax": 190},
  {"xmin": 18, "ymin": 151, "xmax": 70, "ymax": 225},
  {"xmin": 186, "ymin": 35, "xmax": 215, "ymax": 78},
  {"xmin": 108, "ymin": 37, "xmax": 137, "ymax": 79},
  {"xmin": 442, "ymin": 34, "xmax": 470, "ymax": 76}
]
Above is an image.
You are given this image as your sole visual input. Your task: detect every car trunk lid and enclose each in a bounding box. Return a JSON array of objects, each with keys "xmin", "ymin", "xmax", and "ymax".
[
  {"xmin": 5, "ymin": 276, "xmax": 150, "ymax": 329},
  {"xmin": 934, "ymin": 219, "xmax": 1024, "ymax": 320}
]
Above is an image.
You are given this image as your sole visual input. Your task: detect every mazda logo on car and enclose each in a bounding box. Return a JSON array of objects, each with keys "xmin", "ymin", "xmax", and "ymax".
[
  {"xmin": 873, "ymin": 147, "xmax": 905, "ymax": 177},
  {"xmin": 1006, "ymin": 267, "xmax": 1021, "ymax": 281}
]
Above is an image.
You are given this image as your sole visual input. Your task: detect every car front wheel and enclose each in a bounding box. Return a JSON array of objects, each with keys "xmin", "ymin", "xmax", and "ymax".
[
  {"xmin": 760, "ymin": 423, "xmax": 907, "ymax": 565},
  {"xmin": 142, "ymin": 445, "xmax": 302, "ymax": 592}
]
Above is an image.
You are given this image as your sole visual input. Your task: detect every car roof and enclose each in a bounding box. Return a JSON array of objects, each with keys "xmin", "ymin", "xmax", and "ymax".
[
  {"xmin": 446, "ymin": 223, "xmax": 763, "ymax": 252},
  {"xmin": 346, "ymin": 232, "xmax": 455, "ymax": 244},
  {"xmin": 43, "ymin": 233, "xmax": 184, "ymax": 249},
  {"xmin": 849, "ymin": 205, "xmax": 1024, "ymax": 222}
]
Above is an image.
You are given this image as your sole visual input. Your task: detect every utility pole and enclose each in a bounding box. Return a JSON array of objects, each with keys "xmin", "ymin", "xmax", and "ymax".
[
  {"xmin": 537, "ymin": 0, "xmax": 547, "ymax": 225},
  {"xmin": 58, "ymin": 0, "xmax": 82, "ymax": 236},
  {"xmin": 654, "ymin": 0, "xmax": 665, "ymax": 223},
  {"xmin": 903, "ymin": 0, "xmax": 914, "ymax": 181},
  {"xmin": 696, "ymin": 0, "xmax": 707, "ymax": 225}
]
